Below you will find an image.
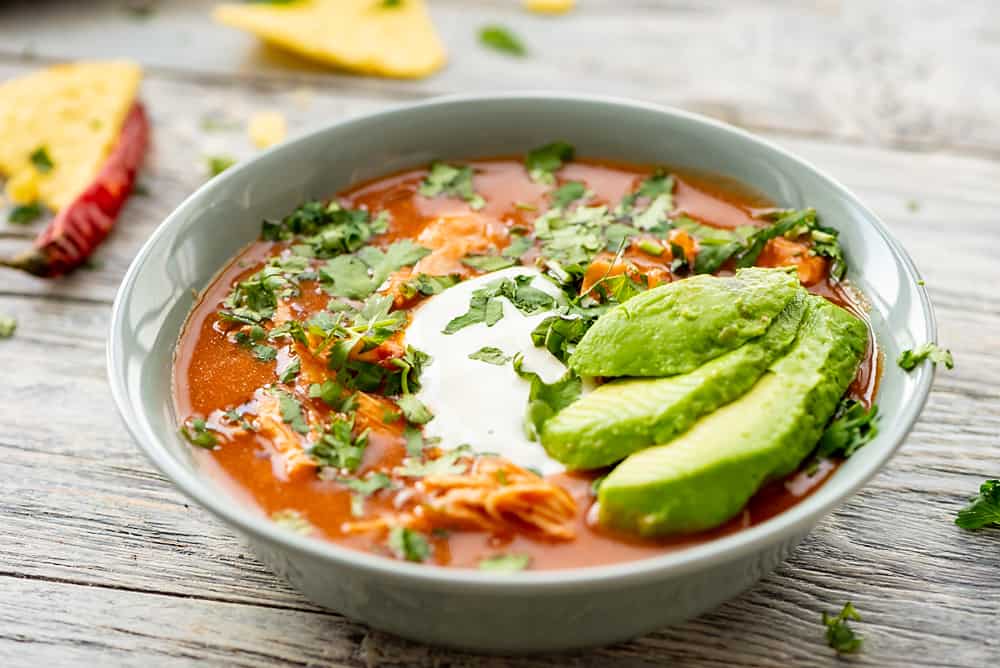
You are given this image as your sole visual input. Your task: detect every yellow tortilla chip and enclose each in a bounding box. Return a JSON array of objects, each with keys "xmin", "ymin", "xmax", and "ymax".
[
  {"xmin": 524, "ymin": 0, "xmax": 575, "ymax": 14},
  {"xmin": 213, "ymin": 0, "xmax": 446, "ymax": 79},
  {"xmin": 0, "ymin": 61, "xmax": 142, "ymax": 211},
  {"xmin": 248, "ymin": 111, "xmax": 287, "ymax": 149}
]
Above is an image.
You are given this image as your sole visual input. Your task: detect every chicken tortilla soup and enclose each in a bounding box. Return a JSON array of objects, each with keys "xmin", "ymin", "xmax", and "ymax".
[{"xmin": 173, "ymin": 143, "xmax": 880, "ymax": 571}]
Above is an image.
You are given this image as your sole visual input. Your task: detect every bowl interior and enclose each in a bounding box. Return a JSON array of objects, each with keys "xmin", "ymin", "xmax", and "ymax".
[{"xmin": 109, "ymin": 93, "xmax": 935, "ymax": 584}]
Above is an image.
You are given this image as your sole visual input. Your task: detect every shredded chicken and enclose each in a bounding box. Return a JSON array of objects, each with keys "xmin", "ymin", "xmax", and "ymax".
[
  {"xmin": 253, "ymin": 391, "xmax": 316, "ymax": 481},
  {"xmin": 757, "ymin": 236, "xmax": 827, "ymax": 285}
]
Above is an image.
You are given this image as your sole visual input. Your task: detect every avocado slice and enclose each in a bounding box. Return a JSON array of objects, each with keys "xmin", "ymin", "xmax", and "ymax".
[
  {"xmin": 598, "ymin": 295, "xmax": 868, "ymax": 536},
  {"xmin": 541, "ymin": 292, "xmax": 808, "ymax": 470},
  {"xmin": 568, "ymin": 267, "xmax": 801, "ymax": 378}
]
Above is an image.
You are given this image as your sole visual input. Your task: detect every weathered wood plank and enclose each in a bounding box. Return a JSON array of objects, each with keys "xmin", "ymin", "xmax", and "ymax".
[{"xmin": 2, "ymin": 0, "xmax": 1000, "ymax": 156}]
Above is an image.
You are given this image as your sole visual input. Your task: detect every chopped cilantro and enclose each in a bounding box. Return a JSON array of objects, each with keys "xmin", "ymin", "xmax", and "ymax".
[
  {"xmin": 272, "ymin": 389, "xmax": 310, "ymax": 434},
  {"xmin": 29, "ymin": 146, "xmax": 54, "ymax": 173},
  {"xmin": 8, "ymin": 202, "xmax": 43, "ymax": 225},
  {"xmin": 822, "ymin": 602, "xmax": 863, "ymax": 654},
  {"xmin": 530, "ymin": 313, "xmax": 595, "ymax": 363},
  {"xmin": 400, "ymin": 273, "xmax": 461, "ymax": 299},
  {"xmin": 636, "ymin": 239, "xmax": 665, "ymax": 256},
  {"xmin": 310, "ymin": 415, "xmax": 369, "ymax": 472},
  {"xmin": 616, "ymin": 170, "xmax": 674, "ymax": 216},
  {"xmin": 443, "ymin": 275, "xmax": 557, "ymax": 334},
  {"xmin": 278, "ymin": 358, "xmax": 300, "ymax": 383},
  {"xmin": 503, "ymin": 233, "xmax": 535, "ymax": 259},
  {"xmin": 513, "ymin": 354, "xmax": 582, "ymax": 440},
  {"xmin": 395, "ymin": 447, "xmax": 471, "ymax": 478},
  {"xmin": 338, "ymin": 472, "xmax": 393, "ymax": 517},
  {"xmin": 271, "ymin": 509, "xmax": 315, "ymax": 535},
  {"xmin": 219, "ymin": 263, "xmax": 299, "ymax": 325},
  {"xmin": 262, "ymin": 201, "xmax": 390, "ymax": 259},
  {"xmin": 955, "ymin": 480, "xmax": 1000, "ymax": 530},
  {"xmin": 403, "ymin": 425, "xmax": 425, "ymax": 457},
  {"xmin": 308, "ymin": 380, "xmax": 352, "ymax": 411},
  {"xmin": 469, "ymin": 346, "xmax": 512, "ymax": 365},
  {"xmin": 525, "ymin": 141, "xmax": 573, "ymax": 184},
  {"xmin": 180, "ymin": 417, "xmax": 219, "ymax": 449},
  {"xmin": 479, "ymin": 554, "xmax": 531, "ymax": 572},
  {"xmin": 0, "ymin": 316, "xmax": 16, "ymax": 338},
  {"xmin": 379, "ymin": 0, "xmax": 403, "ymax": 7},
  {"xmin": 223, "ymin": 408, "xmax": 255, "ymax": 432},
  {"xmin": 397, "ymin": 394, "xmax": 434, "ymax": 425},
  {"xmin": 461, "ymin": 254, "xmax": 518, "ymax": 272},
  {"xmin": 251, "ymin": 344, "xmax": 278, "ymax": 362},
  {"xmin": 206, "ymin": 155, "xmax": 236, "ymax": 176},
  {"xmin": 816, "ymin": 400, "xmax": 879, "ymax": 460},
  {"xmin": 320, "ymin": 240, "xmax": 431, "ymax": 299},
  {"xmin": 550, "ymin": 181, "xmax": 587, "ymax": 209},
  {"xmin": 419, "ymin": 162, "xmax": 485, "ymax": 210},
  {"xmin": 479, "ymin": 25, "xmax": 527, "ymax": 57},
  {"xmin": 387, "ymin": 526, "xmax": 431, "ymax": 562},
  {"xmin": 897, "ymin": 343, "xmax": 954, "ymax": 371}
]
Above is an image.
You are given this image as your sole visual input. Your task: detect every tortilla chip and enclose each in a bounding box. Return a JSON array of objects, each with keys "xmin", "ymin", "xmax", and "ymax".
[
  {"xmin": 214, "ymin": 0, "xmax": 446, "ymax": 79},
  {"xmin": 0, "ymin": 61, "xmax": 142, "ymax": 211},
  {"xmin": 524, "ymin": 0, "xmax": 576, "ymax": 14}
]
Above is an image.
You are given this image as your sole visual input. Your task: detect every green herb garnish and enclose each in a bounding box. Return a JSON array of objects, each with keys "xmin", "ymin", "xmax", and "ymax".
[
  {"xmin": 320, "ymin": 239, "xmax": 430, "ymax": 300},
  {"xmin": 206, "ymin": 155, "xmax": 236, "ymax": 176},
  {"xmin": 479, "ymin": 554, "xmax": 531, "ymax": 572},
  {"xmin": 469, "ymin": 346, "xmax": 512, "ymax": 365},
  {"xmin": 262, "ymin": 201, "xmax": 390, "ymax": 259},
  {"xmin": 443, "ymin": 275, "xmax": 557, "ymax": 334},
  {"xmin": 395, "ymin": 447, "xmax": 471, "ymax": 478},
  {"xmin": 339, "ymin": 472, "xmax": 393, "ymax": 517},
  {"xmin": 525, "ymin": 141, "xmax": 573, "ymax": 184},
  {"xmin": 822, "ymin": 602, "xmax": 863, "ymax": 654},
  {"xmin": 897, "ymin": 343, "xmax": 954, "ymax": 371},
  {"xmin": 816, "ymin": 399, "xmax": 879, "ymax": 460},
  {"xmin": 400, "ymin": 273, "xmax": 461, "ymax": 299},
  {"xmin": 955, "ymin": 480, "xmax": 1000, "ymax": 530},
  {"xmin": 0, "ymin": 316, "xmax": 16, "ymax": 338},
  {"xmin": 530, "ymin": 313, "xmax": 595, "ymax": 363},
  {"xmin": 513, "ymin": 354, "xmax": 582, "ymax": 440},
  {"xmin": 396, "ymin": 394, "xmax": 434, "ymax": 425},
  {"xmin": 479, "ymin": 25, "xmax": 527, "ymax": 57},
  {"xmin": 8, "ymin": 202, "xmax": 43, "ymax": 225},
  {"xmin": 419, "ymin": 162, "xmax": 485, "ymax": 210},
  {"xmin": 278, "ymin": 358, "xmax": 300, "ymax": 383},
  {"xmin": 272, "ymin": 389, "xmax": 310, "ymax": 434},
  {"xmin": 550, "ymin": 180, "xmax": 587, "ymax": 209},
  {"xmin": 180, "ymin": 417, "xmax": 219, "ymax": 449},
  {"xmin": 29, "ymin": 146, "xmax": 54, "ymax": 173},
  {"xmin": 251, "ymin": 344, "xmax": 278, "ymax": 362},
  {"xmin": 387, "ymin": 526, "xmax": 431, "ymax": 562},
  {"xmin": 461, "ymin": 254, "xmax": 518, "ymax": 272},
  {"xmin": 310, "ymin": 415, "xmax": 369, "ymax": 472}
]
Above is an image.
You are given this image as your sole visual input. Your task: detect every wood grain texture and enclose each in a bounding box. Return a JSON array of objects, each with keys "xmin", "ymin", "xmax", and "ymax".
[{"xmin": 0, "ymin": 2, "xmax": 998, "ymax": 666}]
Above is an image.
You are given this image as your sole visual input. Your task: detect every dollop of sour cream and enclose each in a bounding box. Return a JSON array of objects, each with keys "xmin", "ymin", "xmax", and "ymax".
[{"xmin": 403, "ymin": 266, "xmax": 572, "ymax": 475}]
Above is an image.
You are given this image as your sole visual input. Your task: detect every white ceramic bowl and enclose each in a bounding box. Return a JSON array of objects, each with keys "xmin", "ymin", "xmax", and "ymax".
[{"xmin": 107, "ymin": 93, "xmax": 936, "ymax": 652}]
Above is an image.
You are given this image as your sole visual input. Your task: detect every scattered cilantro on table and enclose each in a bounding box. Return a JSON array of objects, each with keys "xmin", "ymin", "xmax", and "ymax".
[
  {"xmin": 822, "ymin": 602, "xmax": 863, "ymax": 654},
  {"xmin": 206, "ymin": 154, "xmax": 236, "ymax": 176},
  {"xmin": 897, "ymin": 343, "xmax": 954, "ymax": 371},
  {"xmin": 0, "ymin": 316, "xmax": 16, "ymax": 338},
  {"xmin": 29, "ymin": 146, "xmax": 54, "ymax": 173},
  {"xmin": 8, "ymin": 202, "xmax": 43, "ymax": 225},
  {"xmin": 479, "ymin": 25, "xmax": 527, "ymax": 57},
  {"xmin": 955, "ymin": 480, "xmax": 1000, "ymax": 530}
]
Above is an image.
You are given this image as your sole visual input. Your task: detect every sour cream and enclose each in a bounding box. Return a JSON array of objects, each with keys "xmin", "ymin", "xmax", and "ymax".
[{"xmin": 403, "ymin": 267, "xmax": 572, "ymax": 475}]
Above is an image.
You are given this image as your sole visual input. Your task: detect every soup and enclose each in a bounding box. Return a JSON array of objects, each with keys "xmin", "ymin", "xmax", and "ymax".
[{"xmin": 173, "ymin": 146, "xmax": 879, "ymax": 571}]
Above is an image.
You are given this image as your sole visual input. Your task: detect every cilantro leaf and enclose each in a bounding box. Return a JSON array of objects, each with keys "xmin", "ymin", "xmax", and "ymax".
[
  {"xmin": 530, "ymin": 313, "xmax": 595, "ymax": 363},
  {"xmin": 0, "ymin": 316, "xmax": 16, "ymax": 338},
  {"xmin": 271, "ymin": 509, "xmax": 315, "ymax": 535},
  {"xmin": 309, "ymin": 415, "xmax": 368, "ymax": 472},
  {"xmin": 526, "ymin": 141, "xmax": 574, "ymax": 184},
  {"xmin": 955, "ymin": 480, "xmax": 1000, "ymax": 530},
  {"xmin": 278, "ymin": 358, "xmax": 300, "ymax": 383},
  {"xmin": 387, "ymin": 526, "xmax": 431, "ymax": 562},
  {"xmin": 479, "ymin": 554, "xmax": 531, "ymax": 572},
  {"xmin": 419, "ymin": 162, "xmax": 485, "ymax": 210},
  {"xmin": 550, "ymin": 181, "xmax": 587, "ymax": 209},
  {"xmin": 395, "ymin": 447, "xmax": 471, "ymax": 478},
  {"xmin": 262, "ymin": 201, "xmax": 389, "ymax": 259},
  {"xmin": 251, "ymin": 344, "xmax": 278, "ymax": 362},
  {"xmin": 206, "ymin": 154, "xmax": 236, "ymax": 176},
  {"xmin": 616, "ymin": 170, "xmax": 673, "ymax": 216},
  {"xmin": 822, "ymin": 602, "xmax": 863, "ymax": 654},
  {"xmin": 219, "ymin": 263, "xmax": 298, "ymax": 325},
  {"xmin": 180, "ymin": 417, "xmax": 219, "ymax": 449},
  {"xmin": 8, "ymin": 202, "xmax": 43, "ymax": 225},
  {"xmin": 338, "ymin": 472, "xmax": 393, "ymax": 517},
  {"xmin": 503, "ymin": 233, "xmax": 535, "ymax": 259},
  {"xmin": 397, "ymin": 394, "xmax": 433, "ymax": 425},
  {"xmin": 469, "ymin": 346, "xmax": 511, "ymax": 365},
  {"xmin": 897, "ymin": 343, "xmax": 954, "ymax": 371},
  {"xmin": 816, "ymin": 400, "xmax": 879, "ymax": 460},
  {"xmin": 443, "ymin": 276, "xmax": 557, "ymax": 334},
  {"xmin": 320, "ymin": 240, "xmax": 431, "ymax": 299},
  {"xmin": 479, "ymin": 25, "xmax": 527, "ymax": 57},
  {"xmin": 379, "ymin": 0, "xmax": 403, "ymax": 7},
  {"xmin": 400, "ymin": 273, "xmax": 461, "ymax": 299},
  {"xmin": 462, "ymin": 254, "xmax": 518, "ymax": 272},
  {"xmin": 29, "ymin": 146, "xmax": 54, "ymax": 173},
  {"xmin": 513, "ymin": 354, "xmax": 582, "ymax": 440},
  {"xmin": 403, "ymin": 425, "xmax": 426, "ymax": 457},
  {"xmin": 272, "ymin": 389, "xmax": 310, "ymax": 434}
]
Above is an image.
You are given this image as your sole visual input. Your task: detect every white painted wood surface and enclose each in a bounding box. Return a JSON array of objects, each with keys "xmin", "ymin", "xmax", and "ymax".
[{"xmin": 0, "ymin": 1, "xmax": 997, "ymax": 666}]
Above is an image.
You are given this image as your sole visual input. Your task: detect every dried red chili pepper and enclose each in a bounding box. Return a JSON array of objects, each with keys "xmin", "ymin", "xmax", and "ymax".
[{"xmin": 2, "ymin": 102, "xmax": 150, "ymax": 277}]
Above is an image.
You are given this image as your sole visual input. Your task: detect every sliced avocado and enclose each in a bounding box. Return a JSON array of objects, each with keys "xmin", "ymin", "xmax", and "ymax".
[
  {"xmin": 598, "ymin": 295, "xmax": 868, "ymax": 536},
  {"xmin": 569, "ymin": 267, "xmax": 800, "ymax": 378},
  {"xmin": 541, "ymin": 292, "xmax": 808, "ymax": 470}
]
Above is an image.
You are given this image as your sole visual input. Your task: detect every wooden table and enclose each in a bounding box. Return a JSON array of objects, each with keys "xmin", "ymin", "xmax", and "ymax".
[{"xmin": 1, "ymin": 1, "xmax": 997, "ymax": 665}]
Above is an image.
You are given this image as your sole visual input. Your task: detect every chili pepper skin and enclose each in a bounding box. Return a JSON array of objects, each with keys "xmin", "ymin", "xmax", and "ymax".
[{"xmin": 2, "ymin": 102, "xmax": 149, "ymax": 277}]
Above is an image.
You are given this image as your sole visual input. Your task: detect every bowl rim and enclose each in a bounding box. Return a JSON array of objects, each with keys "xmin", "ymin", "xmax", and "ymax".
[{"xmin": 107, "ymin": 91, "xmax": 936, "ymax": 592}]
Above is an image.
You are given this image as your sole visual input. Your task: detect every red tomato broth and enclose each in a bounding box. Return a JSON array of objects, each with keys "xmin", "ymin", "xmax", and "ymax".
[{"xmin": 173, "ymin": 157, "xmax": 879, "ymax": 569}]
